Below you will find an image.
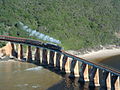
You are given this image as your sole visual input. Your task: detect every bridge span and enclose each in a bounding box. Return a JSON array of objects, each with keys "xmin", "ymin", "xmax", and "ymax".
[{"xmin": 0, "ymin": 35, "xmax": 119, "ymax": 89}]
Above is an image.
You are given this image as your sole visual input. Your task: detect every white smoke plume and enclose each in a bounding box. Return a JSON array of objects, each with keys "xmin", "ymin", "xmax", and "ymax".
[{"xmin": 18, "ymin": 22, "xmax": 61, "ymax": 44}]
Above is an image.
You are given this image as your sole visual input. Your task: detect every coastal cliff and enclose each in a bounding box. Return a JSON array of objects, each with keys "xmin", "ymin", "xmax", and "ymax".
[{"xmin": 0, "ymin": 42, "xmax": 17, "ymax": 58}]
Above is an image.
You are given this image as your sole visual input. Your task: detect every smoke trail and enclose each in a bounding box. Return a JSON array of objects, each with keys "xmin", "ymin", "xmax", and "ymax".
[{"xmin": 17, "ymin": 22, "xmax": 61, "ymax": 44}]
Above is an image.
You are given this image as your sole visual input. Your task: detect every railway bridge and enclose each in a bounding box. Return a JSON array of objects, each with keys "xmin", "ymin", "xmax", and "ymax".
[{"xmin": 0, "ymin": 35, "xmax": 119, "ymax": 89}]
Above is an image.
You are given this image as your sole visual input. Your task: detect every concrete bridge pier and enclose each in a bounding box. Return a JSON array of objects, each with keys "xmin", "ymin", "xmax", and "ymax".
[
  {"xmin": 93, "ymin": 68, "xmax": 100, "ymax": 86},
  {"xmin": 83, "ymin": 64, "xmax": 89, "ymax": 82},
  {"xmin": 79, "ymin": 63, "xmax": 89, "ymax": 83},
  {"xmin": 5, "ymin": 42, "xmax": 17, "ymax": 57},
  {"xmin": 10, "ymin": 43, "xmax": 17, "ymax": 57},
  {"xmin": 49, "ymin": 50, "xmax": 55, "ymax": 67},
  {"xmin": 26, "ymin": 46, "xmax": 32, "ymax": 62},
  {"xmin": 42, "ymin": 49, "xmax": 48, "ymax": 65},
  {"xmin": 78, "ymin": 63, "xmax": 85, "ymax": 83},
  {"xmin": 69, "ymin": 59, "xmax": 79, "ymax": 78},
  {"xmin": 55, "ymin": 52, "xmax": 61, "ymax": 70},
  {"xmin": 106, "ymin": 73, "xmax": 120, "ymax": 89},
  {"xmin": 99, "ymin": 69, "xmax": 109, "ymax": 89},
  {"xmin": 62, "ymin": 56, "xmax": 71, "ymax": 73},
  {"xmin": 60, "ymin": 55, "xmax": 63, "ymax": 70},
  {"xmin": 114, "ymin": 76, "xmax": 120, "ymax": 89},
  {"xmin": 111, "ymin": 74, "xmax": 120, "ymax": 89},
  {"xmin": 65, "ymin": 57, "xmax": 71, "ymax": 73},
  {"xmin": 18, "ymin": 44, "xmax": 23, "ymax": 61},
  {"xmin": 73, "ymin": 60, "xmax": 79, "ymax": 77},
  {"xmin": 34, "ymin": 47, "xmax": 40, "ymax": 64},
  {"xmin": 62, "ymin": 55, "xmax": 68, "ymax": 73},
  {"xmin": 106, "ymin": 73, "xmax": 111, "ymax": 89},
  {"xmin": 89, "ymin": 67, "xmax": 100, "ymax": 87}
]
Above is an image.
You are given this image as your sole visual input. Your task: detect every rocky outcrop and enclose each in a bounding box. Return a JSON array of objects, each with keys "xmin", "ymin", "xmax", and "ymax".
[{"xmin": 0, "ymin": 42, "xmax": 17, "ymax": 58}]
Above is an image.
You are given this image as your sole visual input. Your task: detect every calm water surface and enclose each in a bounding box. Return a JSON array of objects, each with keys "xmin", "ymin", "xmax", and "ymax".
[
  {"xmin": 0, "ymin": 60, "xmax": 62, "ymax": 90},
  {"xmin": 0, "ymin": 54, "xmax": 119, "ymax": 90},
  {"xmin": 0, "ymin": 60, "xmax": 100, "ymax": 90}
]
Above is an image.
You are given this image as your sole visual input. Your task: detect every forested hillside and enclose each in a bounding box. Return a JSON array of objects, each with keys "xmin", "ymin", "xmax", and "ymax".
[{"xmin": 0, "ymin": 0, "xmax": 120, "ymax": 50}]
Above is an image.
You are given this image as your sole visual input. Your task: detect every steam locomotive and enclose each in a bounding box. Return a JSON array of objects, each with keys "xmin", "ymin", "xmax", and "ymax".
[{"xmin": 0, "ymin": 35, "xmax": 62, "ymax": 51}]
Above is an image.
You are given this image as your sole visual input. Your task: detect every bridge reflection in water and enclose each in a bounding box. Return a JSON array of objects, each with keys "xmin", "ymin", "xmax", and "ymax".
[
  {"xmin": 0, "ymin": 61, "xmax": 62, "ymax": 90},
  {"xmin": 0, "ymin": 35, "xmax": 120, "ymax": 90},
  {"xmin": 0, "ymin": 60, "xmax": 99, "ymax": 90}
]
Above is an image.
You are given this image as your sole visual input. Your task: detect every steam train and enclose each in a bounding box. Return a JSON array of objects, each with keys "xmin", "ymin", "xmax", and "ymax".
[
  {"xmin": 43, "ymin": 43, "xmax": 62, "ymax": 51},
  {"xmin": 0, "ymin": 35, "xmax": 62, "ymax": 51}
]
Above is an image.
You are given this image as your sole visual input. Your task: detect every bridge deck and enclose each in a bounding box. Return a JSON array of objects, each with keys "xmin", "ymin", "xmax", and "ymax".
[{"xmin": 0, "ymin": 35, "xmax": 119, "ymax": 76}]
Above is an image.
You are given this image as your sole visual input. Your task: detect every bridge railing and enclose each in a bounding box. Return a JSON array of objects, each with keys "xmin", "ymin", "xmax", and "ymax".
[{"xmin": 0, "ymin": 35, "xmax": 120, "ymax": 89}]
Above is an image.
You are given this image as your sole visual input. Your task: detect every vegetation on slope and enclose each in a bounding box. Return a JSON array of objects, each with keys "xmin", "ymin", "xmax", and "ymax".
[{"xmin": 0, "ymin": 0, "xmax": 120, "ymax": 50}]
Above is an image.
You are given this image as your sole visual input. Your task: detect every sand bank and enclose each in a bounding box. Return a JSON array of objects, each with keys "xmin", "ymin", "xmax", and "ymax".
[{"xmin": 67, "ymin": 47, "xmax": 120, "ymax": 70}]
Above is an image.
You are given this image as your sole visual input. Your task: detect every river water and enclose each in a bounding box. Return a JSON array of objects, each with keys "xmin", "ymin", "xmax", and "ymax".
[
  {"xmin": 0, "ymin": 59, "xmax": 101, "ymax": 90},
  {"xmin": 0, "ymin": 54, "xmax": 119, "ymax": 90},
  {"xmin": 0, "ymin": 60, "xmax": 62, "ymax": 90}
]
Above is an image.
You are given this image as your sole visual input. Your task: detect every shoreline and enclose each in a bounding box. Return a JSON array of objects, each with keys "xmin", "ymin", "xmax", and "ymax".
[
  {"xmin": 0, "ymin": 44, "xmax": 120, "ymax": 70},
  {"xmin": 66, "ymin": 45, "xmax": 120, "ymax": 61},
  {"xmin": 66, "ymin": 45, "xmax": 120, "ymax": 70}
]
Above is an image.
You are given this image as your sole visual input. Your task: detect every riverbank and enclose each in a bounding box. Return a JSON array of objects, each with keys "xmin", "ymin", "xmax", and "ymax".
[{"xmin": 66, "ymin": 45, "xmax": 120, "ymax": 70}]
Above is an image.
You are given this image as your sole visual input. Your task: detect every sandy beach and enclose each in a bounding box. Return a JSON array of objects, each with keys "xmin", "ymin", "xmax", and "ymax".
[{"xmin": 67, "ymin": 47, "xmax": 120, "ymax": 70}]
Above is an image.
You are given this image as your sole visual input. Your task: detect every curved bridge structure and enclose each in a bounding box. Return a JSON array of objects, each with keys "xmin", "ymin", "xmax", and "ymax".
[{"xmin": 0, "ymin": 35, "xmax": 120, "ymax": 89}]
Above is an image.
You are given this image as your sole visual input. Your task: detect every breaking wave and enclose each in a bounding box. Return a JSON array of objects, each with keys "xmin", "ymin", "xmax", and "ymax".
[{"xmin": 25, "ymin": 66, "xmax": 42, "ymax": 71}]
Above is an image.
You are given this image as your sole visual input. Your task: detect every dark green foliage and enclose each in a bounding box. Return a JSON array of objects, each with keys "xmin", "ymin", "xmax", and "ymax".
[
  {"xmin": 0, "ymin": 42, "xmax": 6, "ymax": 48},
  {"xmin": 0, "ymin": 0, "xmax": 120, "ymax": 50}
]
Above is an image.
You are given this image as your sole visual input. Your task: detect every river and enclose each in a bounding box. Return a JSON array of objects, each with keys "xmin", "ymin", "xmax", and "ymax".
[
  {"xmin": 0, "ymin": 59, "xmax": 101, "ymax": 90},
  {"xmin": 0, "ymin": 52, "xmax": 119, "ymax": 90},
  {"xmin": 0, "ymin": 60, "xmax": 62, "ymax": 90}
]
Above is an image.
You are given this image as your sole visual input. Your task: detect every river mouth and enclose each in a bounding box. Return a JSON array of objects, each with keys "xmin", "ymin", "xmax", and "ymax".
[{"xmin": 0, "ymin": 60, "xmax": 62, "ymax": 90}]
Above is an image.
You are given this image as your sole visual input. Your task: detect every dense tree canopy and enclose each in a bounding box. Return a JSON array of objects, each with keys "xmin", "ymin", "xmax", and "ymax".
[{"xmin": 0, "ymin": 0, "xmax": 120, "ymax": 50}]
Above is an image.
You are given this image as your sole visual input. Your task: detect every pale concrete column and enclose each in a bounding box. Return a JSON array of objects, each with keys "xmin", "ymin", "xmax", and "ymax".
[
  {"xmin": 59, "ymin": 54, "xmax": 63, "ymax": 70},
  {"xmin": 79, "ymin": 63, "xmax": 85, "ymax": 82},
  {"xmin": 42, "ymin": 49, "xmax": 48, "ymax": 65},
  {"xmin": 47, "ymin": 50, "xmax": 50, "ymax": 64},
  {"xmin": 99, "ymin": 70, "xmax": 109, "ymax": 88},
  {"xmin": 34, "ymin": 47, "xmax": 40, "ymax": 64},
  {"xmin": 40, "ymin": 48, "xmax": 43, "ymax": 63},
  {"xmin": 0, "ymin": 42, "xmax": 17, "ymax": 57},
  {"xmin": 89, "ymin": 67, "xmax": 100, "ymax": 87},
  {"xmin": 10, "ymin": 42, "xmax": 17, "ymax": 57},
  {"xmin": 53, "ymin": 52, "xmax": 57, "ymax": 67},
  {"xmin": 69, "ymin": 59, "xmax": 79, "ymax": 78},
  {"xmin": 79, "ymin": 63, "xmax": 89, "ymax": 82},
  {"xmin": 55, "ymin": 52, "xmax": 61, "ymax": 69},
  {"xmin": 64, "ymin": 57, "xmax": 71, "ymax": 73},
  {"xmin": 49, "ymin": 50, "xmax": 55, "ymax": 67},
  {"xmin": 26, "ymin": 46, "xmax": 32, "ymax": 62},
  {"xmin": 6, "ymin": 42, "xmax": 17, "ymax": 57},
  {"xmin": 94, "ymin": 68, "xmax": 100, "ymax": 86},
  {"xmin": 62, "ymin": 55, "xmax": 68, "ymax": 73},
  {"xmin": 18, "ymin": 44, "xmax": 23, "ymax": 60},
  {"xmin": 115, "ymin": 76, "xmax": 120, "ymax": 89},
  {"xmin": 106, "ymin": 72, "xmax": 111, "ymax": 89},
  {"xmin": 69, "ymin": 59, "xmax": 75, "ymax": 77},
  {"xmin": 74, "ymin": 60, "xmax": 79, "ymax": 77},
  {"xmin": 111, "ymin": 74, "xmax": 120, "ymax": 89},
  {"xmin": 83, "ymin": 64, "xmax": 89, "ymax": 81}
]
